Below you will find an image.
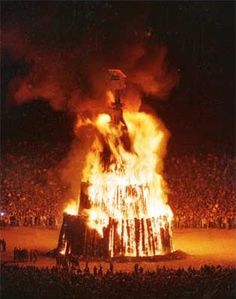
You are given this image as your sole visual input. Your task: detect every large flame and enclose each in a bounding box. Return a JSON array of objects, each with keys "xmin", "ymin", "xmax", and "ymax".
[
  {"xmin": 83, "ymin": 104, "xmax": 173, "ymax": 256},
  {"xmin": 64, "ymin": 91, "xmax": 173, "ymax": 257}
]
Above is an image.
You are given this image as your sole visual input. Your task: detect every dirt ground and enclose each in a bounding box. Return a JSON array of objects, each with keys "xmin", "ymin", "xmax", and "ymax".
[{"xmin": 1, "ymin": 227, "xmax": 236, "ymax": 271}]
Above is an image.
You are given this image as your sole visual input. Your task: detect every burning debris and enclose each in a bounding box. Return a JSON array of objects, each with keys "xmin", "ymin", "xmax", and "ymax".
[{"xmin": 58, "ymin": 70, "xmax": 173, "ymax": 258}]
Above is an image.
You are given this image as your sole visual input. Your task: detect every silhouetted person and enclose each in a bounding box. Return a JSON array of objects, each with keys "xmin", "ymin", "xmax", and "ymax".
[
  {"xmin": 134, "ymin": 263, "xmax": 139, "ymax": 274},
  {"xmin": 32, "ymin": 249, "xmax": 38, "ymax": 262},
  {"xmin": 13, "ymin": 247, "xmax": 17, "ymax": 261},
  {"xmin": 2, "ymin": 239, "xmax": 6, "ymax": 252},
  {"xmin": 84, "ymin": 262, "xmax": 90, "ymax": 273},
  {"xmin": 56, "ymin": 254, "xmax": 61, "ymax": 268},
  {"xmin": 29, "ymin": 249, "xmax": 33, "ymax": 262},
  {"xmin": 109, "ymin": 261, "xmax": 114, "ymax": 273},
  {"xmin": 98, "ymin": 264, "xmax": 103, "ymax": 276},
  {"xmin": 77, "ymin": 263, "xmax": 82, "ymax": 274},
  {"xmin": 93, "ymin": 265, "xmax": 98, "ymax": 276}
]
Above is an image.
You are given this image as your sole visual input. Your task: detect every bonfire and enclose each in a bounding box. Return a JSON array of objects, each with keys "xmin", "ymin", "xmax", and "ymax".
[{"xmin": 59, "ymin": 69, "xmax": 173, "ymax": 258}]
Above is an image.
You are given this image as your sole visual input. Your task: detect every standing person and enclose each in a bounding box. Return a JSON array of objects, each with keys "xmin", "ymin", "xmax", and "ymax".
[
  {"xmin": 84, "ymin": 261, "xmax": 90, "ymax": 273},
  {"xmin": 3, "ymin": 239, "xmax": 6, "ymax": 252},
  {"xmin": 56, "ymin": 254, "xmax": 61, "ymax": 268},
  {"xmin": 109, "ymin": 260, "xmax": 114, "ymax": 273},
  {"xmin": 22, "ymin": 248, "xmax": 29, "ymax": 261},
  {"xmin": 13, "ymin": 247, "xmax": 17, "ymax": 261},
  {"xmin": 70, "ymin": 255, "xmax": 78, "ymax": 269},
  {"xmin": 98, "ymin": 264, "xmax": 103, "ymax": 277},
  {"xmin": 77, "ymin": 262, "xmax": 82, "ymax": 274},
  {"xmin": 29, "ymin": 249, "xmax": 33, "ymax": 262},
  {"xmin": 93, "ymin": 265, "xmax": 98, "ymax": 276},
  {"xmin": 134, "ymin": 263, "xmax": 139, "ymax": 274},
  {"xmin": 32, "ymin": 249, "xmax": 38, "ymax": 263},
  {"xmin": 139, "ymin": 266, "xmax": 144, "ymax": 274}
]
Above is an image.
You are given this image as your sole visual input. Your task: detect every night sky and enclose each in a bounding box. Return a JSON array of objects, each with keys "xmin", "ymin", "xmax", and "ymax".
[{"xmin": 1, "ymin": 2, "xmax": 235, "ymax": 156}]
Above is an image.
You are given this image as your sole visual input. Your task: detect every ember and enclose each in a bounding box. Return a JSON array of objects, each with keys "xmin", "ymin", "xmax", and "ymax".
[{"xmin": 59, "ymin": 70, "xmax": 173, "ymax": 258}]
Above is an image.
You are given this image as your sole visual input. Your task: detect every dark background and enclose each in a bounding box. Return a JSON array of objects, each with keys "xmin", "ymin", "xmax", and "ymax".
[{"xmin": 1, "ymin": 2, "xmax": 235, "ymax": 157}]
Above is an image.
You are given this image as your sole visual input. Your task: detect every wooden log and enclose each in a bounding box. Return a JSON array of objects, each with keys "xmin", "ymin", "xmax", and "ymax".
[
  {"xmin": 160, "ymin": 227, "xmax": 165, "ymax": 253},
  {"xmin": 126, "ymin": 219, "xmax": 131, "ymax": 254},
  {"xmin": 121, "ymin": 219, "xmax": 125, "ymax": 255},
  {"xmin": 134, "ymin": 218, "xmax": 140, "ymax": 257},
  {"xmin": 141, "ymin": 218, "xmax": 145, "ymax": 256},
  {"xmin": 146, "ymin": 218, "xmax": 152, "ymax": 255}
]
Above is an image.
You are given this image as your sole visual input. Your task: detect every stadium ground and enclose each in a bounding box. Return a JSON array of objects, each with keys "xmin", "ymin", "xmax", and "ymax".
[{"xmin": 1, "ymin": 227, "xmax": 236, "ymax": 271}]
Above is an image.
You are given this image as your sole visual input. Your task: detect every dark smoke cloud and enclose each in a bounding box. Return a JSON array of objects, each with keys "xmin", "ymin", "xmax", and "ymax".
[{"xmin": 2, "ymin": 3, "xmax": 179, "ymax": 115}]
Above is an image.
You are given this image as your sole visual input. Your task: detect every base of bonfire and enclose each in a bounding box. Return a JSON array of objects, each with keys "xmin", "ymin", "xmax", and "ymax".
[
  {"xmin": 57, "ymin": 213, "xmax": 173, "ymax": 258},
  {"xmin": 111, "ymin": 250, "xmax": 188, "ymax": 262},
  {"xmin": 47, "ymin": 249, "xmax": 187, "ymax": 262}
]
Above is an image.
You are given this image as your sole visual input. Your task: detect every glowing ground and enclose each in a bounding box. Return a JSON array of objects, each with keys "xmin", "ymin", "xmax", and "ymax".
[{"xmin": 1, "ymin": 227, "xmax": 236, "ymax": 270}]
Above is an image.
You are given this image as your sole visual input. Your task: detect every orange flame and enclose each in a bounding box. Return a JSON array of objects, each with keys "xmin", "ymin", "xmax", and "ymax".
[
  {"xmin": 76, "ymin": 91, "xmax": 173, "ymax": 256},
  {"xmin": 59, "ymin": 243, "xmax": 67, "ymax": 255},
  {"xmin": 106, "ymin": 90, "xmax": 115, "ymax": 105},
  {"xmin": 64, "ymin": 201, "xmax": 78, "ymax": 216}
]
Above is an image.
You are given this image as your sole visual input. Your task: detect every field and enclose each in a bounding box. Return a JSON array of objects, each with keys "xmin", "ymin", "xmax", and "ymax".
[{"xmin": 1, "ymin": 227, "xmax": 236, "ymax": 271}]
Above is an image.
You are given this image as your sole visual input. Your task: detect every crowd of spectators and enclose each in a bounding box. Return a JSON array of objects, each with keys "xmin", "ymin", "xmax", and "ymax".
[
  {"xmin": 1, "ymin": 141, "xmax": 235, "ymax": 229},
  {"xmin": 1, "ymin": 141, "xmax": 68, "ymax": 228},
  {"xmin": 166, "ymin": 154, "xmax": 236, "ymax": 229},
  {"xmin": 2, "ymin": 264, "xmax": 235, "ymax": 299}
]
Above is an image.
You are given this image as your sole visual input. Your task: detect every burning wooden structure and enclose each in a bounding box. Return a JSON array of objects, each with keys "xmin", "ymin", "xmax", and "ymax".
[
  {"xmin": 58, "ymin": 213, "xmax": 172, "ymax": 258},
  {"xmin": 58, "ymin": 69, "xmax": 173, "ymax": 258}
]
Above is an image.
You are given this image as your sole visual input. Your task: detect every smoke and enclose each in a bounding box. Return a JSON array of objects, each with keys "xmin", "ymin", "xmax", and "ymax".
[
  {"xmin": 2, "ymin": 24, "xmax": 85, "ymax": 111},
  {"xmin": 2, "ymin": 4, "xmax": 179, "ymax": 199},
  {"xmin": 60, "ymin": 125, "xmax": 97, "ymax": 199},
  {"xmin": 2, "ymin": 6, "xmax": 179, "ymax": 114}
]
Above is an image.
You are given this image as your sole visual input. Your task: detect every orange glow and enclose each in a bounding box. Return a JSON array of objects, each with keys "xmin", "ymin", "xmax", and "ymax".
[
  {"xmin": 59, "ymin": 243, "xmax": 67, "ymax": 255},
  {"xmin": 64, "ymin": 201, "xmax": 78, "ymax": 216},
  {"xmin": 106, "ymin": 90, "xmax": 115, "ymax": 104},
  {"xmin": 96, "ymin": 113, "xmax": 111, "ymax": 128}
]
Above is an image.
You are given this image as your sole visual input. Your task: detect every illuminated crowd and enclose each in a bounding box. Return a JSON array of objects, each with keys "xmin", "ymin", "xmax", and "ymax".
[
  {"xmin": 0, "ymin": 141, "xmax": 68, "ymax": 228},
  {"xmin": 2, "ymin": 264, "xmax": 235, "ymax": 299},
  {"xmin": 1, "ymin": 141, "xmax": 235, "ymax": 229},
  {"xmin": 166, "ymin": 154, "xmax": 236, "ymax": 229}
]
